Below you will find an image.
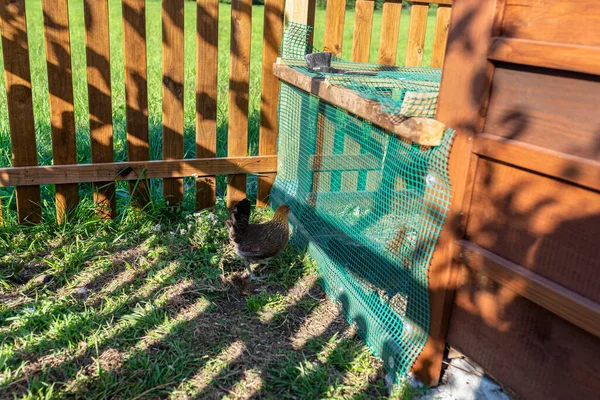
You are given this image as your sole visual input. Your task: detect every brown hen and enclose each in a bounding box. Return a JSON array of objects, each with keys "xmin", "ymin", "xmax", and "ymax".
[{"xmin": 226, "ymin": 199, "xmax": 291, "ymax": 280}]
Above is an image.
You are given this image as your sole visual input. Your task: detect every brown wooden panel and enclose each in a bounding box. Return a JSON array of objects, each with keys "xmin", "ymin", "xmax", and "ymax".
[
  {"xmin": 122, "ymin": 0, "xmax": 150, "ymax": 205},
  {"xmin": 84, "ymin": 0, "xmax": 115, "ymax": 219},
  {"xmin": 162, "ymin": 0, "xmax": 185, "ymax": 206},
  {"xmin": 473, "ymin": 134, "xmax": 600, "ymax": 193},
  {"xmin": 485, "ymin": 64, "xmax": 600, "ymax": 160},
  {"xmin": 257, "ymin": 0, "xmax": 285, "ymax": 207},
  {"xmin": 430, "ymin": 4, "xmax": 451, "ymax": 68},
  {"xmin": 323, "ymin": 0, "xmax": 346, "ymax": 57},
  {"xmin": 351, "ymin": 0, "xmax": 374, "ymax": 63},
  {"xmin": 0, "ymin": 0, "xmax": 41, "ymax": 224},
  {"xmin": 467, "ymin": 159, "xmax": 600, "ymax": 303},
  {"xmin": 502, "ymin": 0, "xmax": 600, "ymax": 47},
  {"xmin": 448, "ymin": 265, "xmax": 600, "ymax": 400},
  {"xmin": 0, "ymin": 156, "xmax": 277, "ymax": 187},
  {"xmin": 377, "ymin": 0, "xmax": 402, "ymax": 65},
  {"xmin": 489, "ymin": 37, "xmax": 600, "ymax": 76},
  {"xmin": 196, "ymin": 0, "xmax": 219, "ymax": 210},
  {"xmin": 404, "ymin": 3, "xmax": 429, "ymax": 66},
  {"xmin": 43, "ymin": 0, "xmax": 79, "ymax": 222},
  {"xmin": 227, "ymin": 0, "xmax": 252, "ymax": 209},
  {"xmin": 458, "ymin": 240, "xmax": 600, "ymax": 337}
]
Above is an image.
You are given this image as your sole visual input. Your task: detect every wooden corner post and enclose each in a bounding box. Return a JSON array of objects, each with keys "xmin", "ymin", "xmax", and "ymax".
[{"xmin": 411, "ymin": 0, "xmax": 501, "ymax": 386}]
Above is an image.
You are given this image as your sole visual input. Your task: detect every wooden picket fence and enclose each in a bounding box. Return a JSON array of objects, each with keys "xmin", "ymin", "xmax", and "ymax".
[{"xmin": 0, "ymin": 0, "xmax": 451, "ymax": 224}]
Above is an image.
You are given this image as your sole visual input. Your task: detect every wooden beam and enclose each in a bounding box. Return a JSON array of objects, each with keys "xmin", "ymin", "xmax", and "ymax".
[
  {"xmin": 489, "ymin": 37, "xmax": 600, "ymax": 76},
  {"xmin": 473, "ymin": 134, "xmax": 600, "ymax": 193},
  {"xmin": 273, "ymin": 64, "xmax": 446, "ymax": 146},
  {"xmin": 412, "ymin": 0, "xmax": 500, "ymax": 386},
  {"xmin": 0, "ymin": 156, "xmax": 278, "ymax": 187},
  {"xmin": 458, "ymin": 240, "xmax": 600, "ymax": 338}
]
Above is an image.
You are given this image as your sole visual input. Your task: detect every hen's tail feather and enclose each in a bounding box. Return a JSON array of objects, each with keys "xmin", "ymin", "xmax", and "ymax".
[{"xmin": 227, "ymin": 198, "xmax": 251, "ymax": 241}]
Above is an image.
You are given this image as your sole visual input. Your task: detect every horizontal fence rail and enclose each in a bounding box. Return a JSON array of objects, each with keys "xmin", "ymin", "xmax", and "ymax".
[{"xmin": 0, "ymin": 0, "xmax": 451, "ymax": 224}]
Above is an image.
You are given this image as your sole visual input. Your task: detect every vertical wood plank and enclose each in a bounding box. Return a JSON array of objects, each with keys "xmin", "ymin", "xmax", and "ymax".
[
  {"xmin": 411, "ymin": 0, "xmax": 499, "ymax": 385},
  {"xmin": 323, "ymin": 0, "xmax": 346, "ymax": 57},
  {"xmin": 351, "ymin": 0, "xmax": 374, "ymax": 62},
  {"xmin": 162, "ymin": 0, "xmax": 185, "ymax": 206},
  {"xmin": 196, "ymin": 0, "xmax": 219, "ymax": 210},
  {"xmin": 284, "ymin": 0, "xmax": 315, "ymax": 45},
  {"xmin": 0, "ymin": 0, "xmax": 41, "ymax": 224},
  {"xmin": 430, "ymin": 4, "xmax": 452, "ymax": 68},
  {"xmin": 257, "ymin": 0, "xmax": 285, "ymax": 207},
  {"xmin": 42, "ymin": 0, "xmax": 79, "ymax": 222},
  {"xmin": 84, "ymin": 0, "xmax": 115, "ymax": 218},
  {"xmin": 122, "ymin": 0, "xmax": 150, "ymax": 205},
  {"xmin": 227, "ymin": 0, "xmax": 252, "ymax": 209},
  {"xmin": 378, "ymin": 0, "xmax": 402, "ymax": 65},
  {"xmin": 405, "ymin": 2, "xmax": 429, "ymax": 66}
]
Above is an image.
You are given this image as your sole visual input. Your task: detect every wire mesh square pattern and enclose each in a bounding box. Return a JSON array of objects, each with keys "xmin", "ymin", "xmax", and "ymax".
[{"xmin": 272, "ymin": 24, "xmax": 455, "ymax": 384}]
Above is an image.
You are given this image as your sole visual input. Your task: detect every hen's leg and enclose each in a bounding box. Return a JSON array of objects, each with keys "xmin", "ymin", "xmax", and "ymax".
[{"xmin": 245, "ymin": 260, "xmax": 263, "ymax": 282}]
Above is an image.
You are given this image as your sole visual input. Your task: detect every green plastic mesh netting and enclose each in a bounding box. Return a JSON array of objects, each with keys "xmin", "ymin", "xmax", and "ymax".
[{"xmin": 271, "ymin": 23, "xmax": 454, "ymax": 385}]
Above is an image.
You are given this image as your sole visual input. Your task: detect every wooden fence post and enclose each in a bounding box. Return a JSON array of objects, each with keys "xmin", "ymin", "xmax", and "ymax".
[
  {"xmin": 162, "ymin": 0, "xmax": 185, "ymax": 206},
  {"xmin": 0, "ymin": 0, "xmax": 42, "ymax": 224},
  {"xmin": 122, "ymin": 0, "xmax": 150, "ymax": 206},
  {"xmin": 84, "ymin": 0, "xmax": 116, "ymax": 218},
  {"xmin": 42, "ymin": 0, "xmax": 80, "ymax": 223},
  {"xmin": 196, "ymin": 0, "xmax": 219, "ymax": 210},
  {"xmin": 257, "ymin": 0, "xmax": 285, "ymax": 207},
  {"xmin": 378, "ymin": 0, "xmax": 403, "ymax": 65},
  {"xmin": 226, "ymin": 0, "xmax": 253, "ymax": 209}
]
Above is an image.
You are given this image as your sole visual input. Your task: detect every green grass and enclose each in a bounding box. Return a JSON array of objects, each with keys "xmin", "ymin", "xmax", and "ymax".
[
  {"xmin": 0, "ymin": 200, "xmax": 429, "ymax": 399},
  {"xmin": 0, "ymin": 0, "xmax": 437, "ymax": 213},
  {"xmin": 0, "ymin": 3, "xmax": 438, "ymax": 397}
]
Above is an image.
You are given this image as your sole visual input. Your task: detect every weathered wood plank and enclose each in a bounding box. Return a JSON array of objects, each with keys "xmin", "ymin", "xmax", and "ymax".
[
  {"xmin": 196, "ymin": 0, "xmax": 219, "ymax": 210},
  {"xmin": 459, "ymin": 240, "xmax": 600, "ymax": 338},
  {"xmin": 323, "ymin": 0, "xmax": 346, "ymax": 57},
  {"xmin": 0, "ymin": 156, "xmax": 278, "ymax": 187},
  {"xmin": 273, "ymin": 64, "xmax": 446, "ymax": 146},
  {"xmin": 473, "ymin": 134, "xmax": 600, "ymax": 193},
  {"xmin": 227, "ymin": 0, "xmax": 252, "ymax": 209},
  {"xmin": 430, "ymin": 4, "xmax": 451, "ymax": 68},
  {"xmin": 351, "ymin": 0, "xmax": 374, "ymax": 63},
  {"xmin": 377, "ymin": 0, "xmax": 402, "ymax": 65},
  {"xmin": 0, "ymin": 0, "xmax": 41, "ymax": 224},
  {"xmin": 122, "ymin": 0, "xmax": 150, "ymax": 205},
  {"xmin": 405, "ymin": 2, "xmax": 429, "ymax": 66},
  {"xmin": 162, "ymin": 0, "xmax": 185, "ymax": 206},
  {"xmin": 489, "ymin": 37, "xmax": 600, "ymax": 76},
  {"xmin": 84, "ymin": 0, "xmax": 115, "ymax": 218},
  {"xmin": 42, "ymin": 0, "xmax": 79, "ymax": 222},
  {"xmin": 257, "ymin": 0, "xmax": 285, "ymax": 207}
]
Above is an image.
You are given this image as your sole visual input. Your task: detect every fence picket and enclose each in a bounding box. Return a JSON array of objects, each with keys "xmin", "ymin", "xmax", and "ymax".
[
  {"xmin": 351, "ymin": 0, "xmax": 374, "ymax": 62},
  {"xmin": 323, "ymin": 0, "xmax": 346, "ymax": 57},
  {"xmin": 431, "ymin": 4, "xmax": 451, "ymax": 68},
  {"xmin": 196, "ymin": 0, "xmax": 219, "ymax": 210},
  {"xmin": 257, "ymin": 0, "xmax": 285, "ymax": 207},
  {"xmin": 162, "ymin": 0, "xmax": 185, "ymax": 206},
  {"xmin": 42, "ymin": 0, "xmax": 79, "ymax": 222},
  {"xmin": 84, "ymin": 0, "xmax": 115, "ymax": 218},
  {"xmin": 0, "ymin": 0, "xmax": 41, "ymax": 224},
  {"xmin": 122, "ymin": 0, "xmax": 150, "ymax": 206},
  {"xmin": 405, "ymin": 2, "xmax": 430, "ymax": 66},
  {"xmin": 378, "ymin": 0, "xmax": 402, "ymax": 65},
  {"xmin": 227, "ymin": 0, "xmax": 252, "ymax": 209}
]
